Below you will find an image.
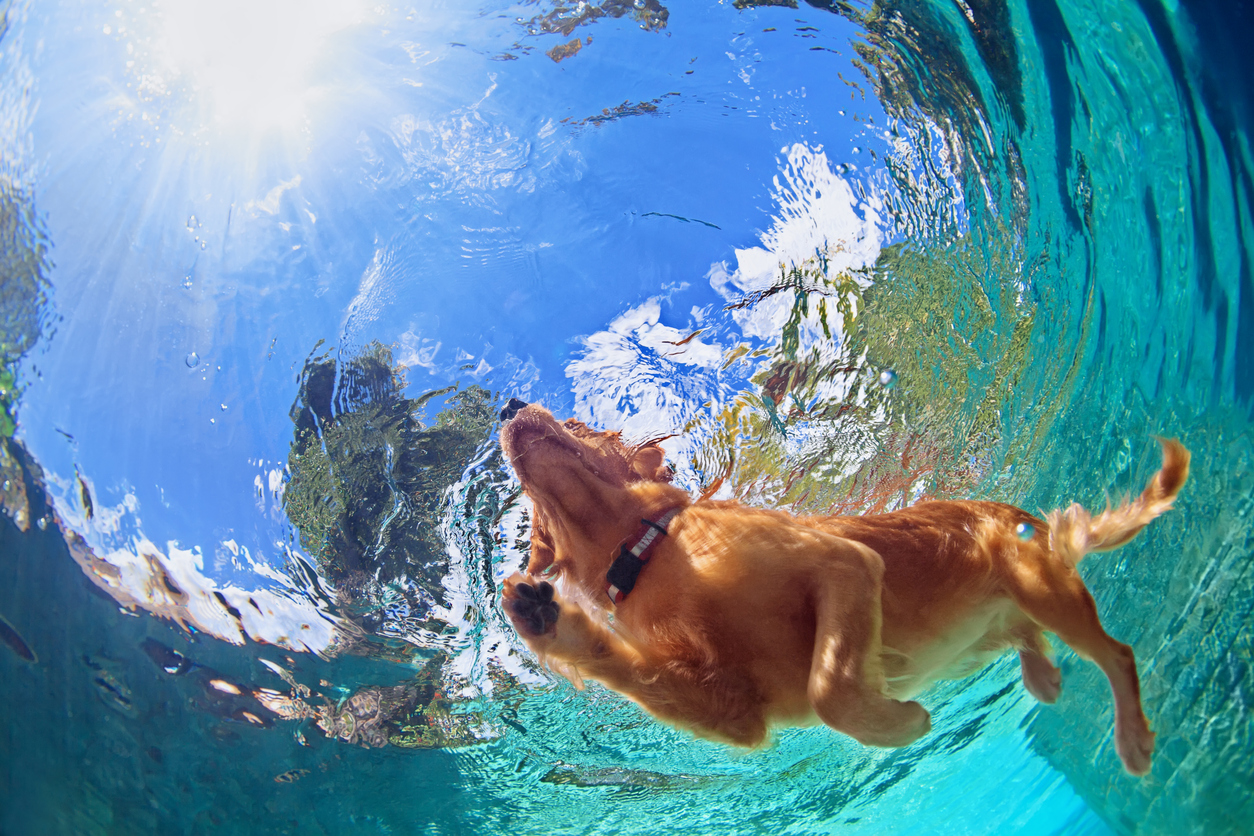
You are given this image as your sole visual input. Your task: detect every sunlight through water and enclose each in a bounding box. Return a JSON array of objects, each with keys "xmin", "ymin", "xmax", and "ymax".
[{"xmin": 129, "ymin": 0, "xmax": 368, "ymax": 134}]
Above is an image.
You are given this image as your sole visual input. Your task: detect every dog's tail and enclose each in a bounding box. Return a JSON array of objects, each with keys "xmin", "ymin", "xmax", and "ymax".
[{"xmin": 1047, "ymin": 438, "xmax": 1190, "ymax": 567}]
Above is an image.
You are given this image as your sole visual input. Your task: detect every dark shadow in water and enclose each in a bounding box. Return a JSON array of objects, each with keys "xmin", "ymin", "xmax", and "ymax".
[{"xmin": 1172, "ymin": 0, "xmax": 1254, "ymax": 410}]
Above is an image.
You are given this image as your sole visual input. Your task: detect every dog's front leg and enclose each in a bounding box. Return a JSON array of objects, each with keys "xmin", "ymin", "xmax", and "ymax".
[{"xmin": 807, "ymin": 539, "xmax": 931, "ymax": 748}]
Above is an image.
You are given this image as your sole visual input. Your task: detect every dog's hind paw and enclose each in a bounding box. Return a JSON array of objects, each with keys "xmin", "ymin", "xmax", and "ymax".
[
  {"xmin": 1116, "ymin": 715, "xmax": 1155, "ymax": 776},
  {"xmin": 1019, "ymin": 648, "xmax": 1062, "ymax": 704},
  {"xmin": 504, "ymin": 578, "xmax": 560, "ymax": 637}
]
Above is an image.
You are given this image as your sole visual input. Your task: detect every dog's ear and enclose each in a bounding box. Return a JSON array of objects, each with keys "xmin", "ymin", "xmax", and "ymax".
[
  {"xmin": 631, "ymin": 444, "xmax": 673, "ymax": 483},
  {"xmin": 526, "ymin": 506, "xmax": 558, "ymax": 575},
  {"xmin": 562, "ymin": 419, "xmax": 593, "ymax": 437}
]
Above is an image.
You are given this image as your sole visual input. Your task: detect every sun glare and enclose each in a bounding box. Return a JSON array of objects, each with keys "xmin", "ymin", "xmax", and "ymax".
[{"xmin": 151, "ymin": 0, "xmax": 367, "ymax": 132}]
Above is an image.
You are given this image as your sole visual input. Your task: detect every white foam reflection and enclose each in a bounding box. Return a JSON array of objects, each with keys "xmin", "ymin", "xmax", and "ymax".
[
  {"xmin": 567, "ymin": 142, "xmax": 887, "ymax": 451},
  {"xmin": 567, "ymin": 296, "xmax": 729, "ymax": 441},
  {"xmin": 51, "ymin": 480, "xmax": 340, "ymax": 656}
]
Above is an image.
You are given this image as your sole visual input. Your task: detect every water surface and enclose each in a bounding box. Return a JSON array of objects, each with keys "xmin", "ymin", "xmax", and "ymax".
[{"xmin": 0, "ymin": 0, "xmax": 1250, "ymax": 833}]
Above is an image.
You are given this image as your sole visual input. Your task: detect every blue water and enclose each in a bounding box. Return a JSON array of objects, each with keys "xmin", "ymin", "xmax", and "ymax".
[{"xmin": 0, "ymin": 0, "xmax": 1250, "ymax": 833}]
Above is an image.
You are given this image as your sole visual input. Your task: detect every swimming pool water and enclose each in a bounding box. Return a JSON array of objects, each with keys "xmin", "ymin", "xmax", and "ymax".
[{"xmin": 0, "ymin": 0, "xmax": 1250, "ymax": 833}]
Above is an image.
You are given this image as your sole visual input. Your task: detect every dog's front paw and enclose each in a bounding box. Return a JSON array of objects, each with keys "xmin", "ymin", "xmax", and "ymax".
[
  {"xmin": 873, "ymin": 699, "xmax": 931, "ymax": 748},
  {"xmin": 840, "ymin": 698, "xmax": 932, "ymax": 749},
  {"xmin": 503, "ymin": 576, "xmax": 560, "ymax": 638}
]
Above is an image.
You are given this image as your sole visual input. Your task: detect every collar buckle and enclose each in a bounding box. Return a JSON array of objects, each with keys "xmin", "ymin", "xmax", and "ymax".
[{"xmin": 605, "ymin": 508, "xmax": 680, "ymax": 605}]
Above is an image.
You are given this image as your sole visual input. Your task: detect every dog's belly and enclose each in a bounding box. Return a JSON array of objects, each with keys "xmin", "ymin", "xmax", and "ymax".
[{"xmin": 879, "ymin": 599, "xmax": 1026, "ymax": 699}]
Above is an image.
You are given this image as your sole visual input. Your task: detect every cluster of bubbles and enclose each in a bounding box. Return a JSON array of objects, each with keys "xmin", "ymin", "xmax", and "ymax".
[{"xmin": 187, "ymin": 215, "xmax": 206, "ymax": 251}]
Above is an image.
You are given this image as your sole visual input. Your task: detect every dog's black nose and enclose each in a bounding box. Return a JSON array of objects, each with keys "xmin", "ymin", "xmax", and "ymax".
[{"xmin": 500, "ymin": 397, "xmax": 528, "ymax": 422}]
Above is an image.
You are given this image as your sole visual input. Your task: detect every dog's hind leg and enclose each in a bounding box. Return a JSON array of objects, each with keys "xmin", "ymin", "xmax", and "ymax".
[
  {"xmin": 1017, "ymin": 630, "xmax": 1061, "ymax": 704},
  {"xmin": 1005, "ymin": 556, "xmax": 1153, "ymax": 775},
  {"xmin": 807, "ymin": 538, "xmax": 931, "ymax": 748}
]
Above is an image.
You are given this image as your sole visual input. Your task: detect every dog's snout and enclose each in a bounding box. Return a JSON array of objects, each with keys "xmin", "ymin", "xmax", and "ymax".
[{"xmin": 500, "ymin": 397, "xmax": 529, "ymax": 422}]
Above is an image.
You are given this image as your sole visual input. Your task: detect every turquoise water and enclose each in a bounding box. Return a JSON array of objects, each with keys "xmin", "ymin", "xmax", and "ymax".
[{"xmin": 0, "ymin": 0, "xmax": 1250, "ymax": 833}]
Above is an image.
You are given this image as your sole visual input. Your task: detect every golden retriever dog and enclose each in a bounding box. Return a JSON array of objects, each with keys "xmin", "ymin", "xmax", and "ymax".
[{"xmin": 498, "ymin": 399, "xmax": 1188, "ymax": 776}]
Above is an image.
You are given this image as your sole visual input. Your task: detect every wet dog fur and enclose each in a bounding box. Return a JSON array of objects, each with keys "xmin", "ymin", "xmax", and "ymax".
[{"xmin": 499, "ymin": 403, "xmax": 1189, "ymax": 776}]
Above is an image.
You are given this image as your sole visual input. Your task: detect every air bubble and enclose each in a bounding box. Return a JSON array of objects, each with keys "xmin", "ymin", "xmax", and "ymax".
[
  {"xmin": 185, "ymin": 351, "xmax": 200, "ymax": 368},
  {"xmin": 1016, "ymin": 522, "xmax": 1035, "ymax": 541},
  {"xmin": 878, "ymin": 369, "xmax": 897, "ymax": 389},
  {"xmin": 182, "ymin": 275, "xmax": 193, "ymax": 289},
  {"xmin": 220, "ymin": 403, "xmax": 228, "ymax": 411}
]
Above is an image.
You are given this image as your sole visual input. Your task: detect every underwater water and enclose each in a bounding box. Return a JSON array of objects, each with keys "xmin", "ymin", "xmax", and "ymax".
[{"xmin": 0, "ymin": 0, "xmax": 1251, "ymax": 832}]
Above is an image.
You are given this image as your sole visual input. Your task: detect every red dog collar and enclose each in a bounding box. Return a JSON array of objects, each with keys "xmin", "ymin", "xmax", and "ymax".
[{"xmin": 605, "ymin": 508, "xmax": 680, "ymax": 605}]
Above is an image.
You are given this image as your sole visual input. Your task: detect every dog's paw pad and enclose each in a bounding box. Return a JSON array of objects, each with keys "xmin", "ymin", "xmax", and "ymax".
[
  {"xmin": 516, "ymin": 580, "xmax": 554, "ymax": 604},
  {"xmin": 507, "ymin": 581, "xmax": 560, "ymax": 637}
]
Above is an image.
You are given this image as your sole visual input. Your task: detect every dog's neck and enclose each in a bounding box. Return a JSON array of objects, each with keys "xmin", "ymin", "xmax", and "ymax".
[{"xmin": 549, "ymin": 481, "xmax": 690, "ymax": 605}]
